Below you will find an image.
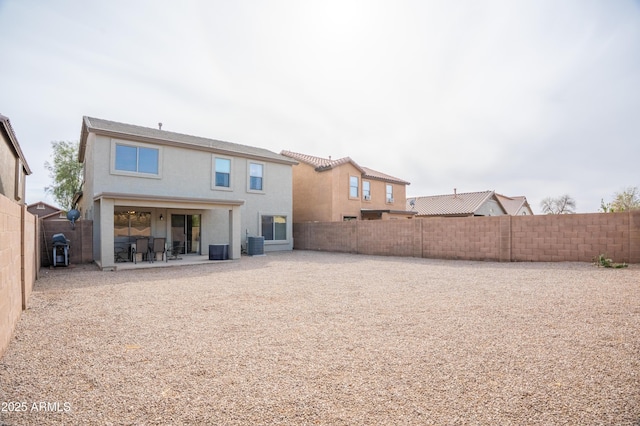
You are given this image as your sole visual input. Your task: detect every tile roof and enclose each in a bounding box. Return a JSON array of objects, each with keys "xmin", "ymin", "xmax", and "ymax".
[
  {"xmin": 80, "ymin": 117, "xmax": 297, "ymax": 165},
  {"xmin": 0, "ymin": 113, "xmax": 31, "ymax": 174},
  {"xmin": 280, "ymin": 150, "xmax": 409, "ymax": 185},
  {"xmin": 407, "ymin": 190, "xmax": 497, "ymax": 216}
]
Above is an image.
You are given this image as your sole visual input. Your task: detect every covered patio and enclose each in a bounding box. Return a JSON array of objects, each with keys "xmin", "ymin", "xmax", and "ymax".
[{"xmin": 92, "ymin": 193, "xmax": 244, "ymax": 270}]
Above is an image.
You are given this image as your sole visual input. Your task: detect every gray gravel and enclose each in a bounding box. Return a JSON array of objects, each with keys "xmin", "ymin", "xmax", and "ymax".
[{"xmin": 1, "ymin": 251, "xmax": 639, "ymax": 425}]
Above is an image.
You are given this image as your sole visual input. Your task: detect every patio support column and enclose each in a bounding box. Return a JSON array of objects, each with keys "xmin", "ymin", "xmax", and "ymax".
[
  {"xmin": 229, "ymin": 206, "xmax": 241, "ymax": 259},
  {"xmin": 99, "ymin": 198, "xmax": 115, "ymax": 269}
]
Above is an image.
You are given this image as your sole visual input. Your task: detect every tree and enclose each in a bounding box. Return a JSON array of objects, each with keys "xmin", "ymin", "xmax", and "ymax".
[
  {"xmin": 44, "ymin": 141, "xmax": 83, "ymax": 211},
  {"xmin": 540, "ymin": 194, "xmax": 576, "ymax": 214},
  {"xmin": 611, "ymin": 186, "xmax": 640, "ymax": 212}
]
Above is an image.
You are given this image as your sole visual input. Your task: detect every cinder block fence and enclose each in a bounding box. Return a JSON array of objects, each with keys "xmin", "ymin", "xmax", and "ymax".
[
  {"xmin": 0, "ymin": 195, "xmax": 37, "ymax": 359},
  {"xmin": 294, "ymin": 211, "xmax": 640, "ymax": 263}
]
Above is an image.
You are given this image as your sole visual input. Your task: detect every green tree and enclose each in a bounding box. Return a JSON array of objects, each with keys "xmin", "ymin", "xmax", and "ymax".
[
  {"xmin": 540, "ymin": 194, "xmax": 576, "ymax": 214},
  {"xmin": 611, "ymin": 186, "xmax": 640, "ymax": 212},
  {"xmin": 44, "ymin": 141, "xmax": 83, "ymax": 211}
]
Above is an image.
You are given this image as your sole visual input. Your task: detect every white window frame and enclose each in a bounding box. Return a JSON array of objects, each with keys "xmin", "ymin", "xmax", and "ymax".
[
  {"xmin": 349, "ymin": 175, "xmax": 359, "ymax": 199},
  {"xmin": 386, "ymin": 184, "xmax": 394, "ymax": 203},
  {"xmin": 212, "ymin": 155, "xmax": 233, "ymax": 191},
  {"xmin": 259, "ymin": 213, "xmax": 288, "ymax": 244},
  {"xmin": 110, "ymin": 139, "xmax": 162, "ymax": 179},
  {"xmin": 363, "ymin": 180, "xmax": 371, "ymax": 201},
  {"xmin": 247, "ymin": 160, "xmax": 265, "ymax": 194},
  {"xmin": 15, "ymin": 160, "xmax": 23, "ymax": 201}
]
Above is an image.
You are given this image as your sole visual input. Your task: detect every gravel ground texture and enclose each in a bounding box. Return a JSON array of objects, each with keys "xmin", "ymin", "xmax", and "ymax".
[{"xmin": 1, "ymin": 250, "xmax": 639, "ymax": 425}]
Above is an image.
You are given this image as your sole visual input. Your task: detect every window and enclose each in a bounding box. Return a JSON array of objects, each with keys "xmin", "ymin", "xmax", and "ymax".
[
  {"xmin": 115, "ymin": 144, "xmax": 159, "ymax": 174},
  {"xmin": 249, "ymin": 162, "xmax": 264, "ymax": 191},
  {"xmin": 363, "ymin": 181, "xmax": 371, "ymax": 200},
  {"xmin": 214, "ymin": 157, "xmax": 231, "ymax": 188},
  {"xmin": 114, "ymin": 211, "xmax": 151, "ymax": 238},
  {"xmin": 262, "ymin": 215, "xmax": 287, "ymax": 241},
  {"xmin": 386, "ymin": 184, "xmax": 394, "ymax": 203},
  {"xmin": 349, "ymin": 176, "xmax": 359, "ymax": 198}
]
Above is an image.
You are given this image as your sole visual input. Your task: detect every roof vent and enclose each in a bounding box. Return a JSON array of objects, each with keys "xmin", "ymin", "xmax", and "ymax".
[
  {"xmin": 158, "ymin": 122, "xmax": 163, "ymax": 130},
  {"xmin": 454, "ymin": 188, "xmax": 457, "ymax": 197}
]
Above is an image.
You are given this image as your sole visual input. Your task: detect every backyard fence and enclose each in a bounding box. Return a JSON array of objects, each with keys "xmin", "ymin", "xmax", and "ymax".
[
  {"xmin": 0, "ymin": 194, "xmax": 37, "ymax": 359},
  {"xmin": 39, "ymin": 219, "xmax": 93, "ymax": 267},
  {"xmin": 293, "ymin": 211, "xmax": 640, "ymax": 263}
]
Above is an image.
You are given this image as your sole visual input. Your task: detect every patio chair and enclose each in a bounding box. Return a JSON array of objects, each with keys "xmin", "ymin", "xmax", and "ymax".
[
  {"xmin": 151, "ymin": 237, "xmax": 167, "ymax": 262},
  {"xmin": 133, "ymin": 237, "xmax": 150, "ymax": 264},
  {"xmin": 169, "ymin": 240, "xmax": 184, "ymax": 260}
]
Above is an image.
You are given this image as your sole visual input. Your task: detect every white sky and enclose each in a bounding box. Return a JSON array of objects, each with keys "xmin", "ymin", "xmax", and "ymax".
[{"xmin": 1, "ymin": 0, "xmax": 639, "ymax": 213}]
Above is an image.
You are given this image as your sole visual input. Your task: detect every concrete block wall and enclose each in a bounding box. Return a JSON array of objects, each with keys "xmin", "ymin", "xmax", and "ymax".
[
  {"xmin": 511, "ymin": 212, "xmax": 632, "ymax": 262},
  {"xmin": 293, "ymin": 221, "xmax": 358, "ymax": 253},
  {"xmin": 40, "ymin": 219, "xmax": 93, "ymax": 266},
  {"xmin": 421, "ymin": 216, "xmax": 508, "ymax": 261},
  {"xmin": 0, "ymin": 194, "xmax": 36, "ymax": 359},
  {"xmin": 294, "ymin": 212, "xmax": 640, "ymax": 263},
  {"xmin": 357, "ymin": 219, "xmax": 418, "ymax": 257},
  {"xmin": 21, "ymin": 208, "xmax": 36, "ymax": 309}
]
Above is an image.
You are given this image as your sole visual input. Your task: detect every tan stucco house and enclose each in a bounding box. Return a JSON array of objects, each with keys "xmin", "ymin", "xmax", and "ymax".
[
  {"xmin": 77, "ymin": 117, "xmax": 297, "ymax": 269},
  {"xmin": 280, "ymin": 151, "xmax": 414, "ymax": 222},
  {"xmin": 0, "ymin": 114, "xmax": 31, "ymax": 203}
]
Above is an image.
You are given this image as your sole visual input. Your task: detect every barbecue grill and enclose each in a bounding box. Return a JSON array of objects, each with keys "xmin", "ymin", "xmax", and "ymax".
[{"xmin": 52, "ymin": 233, "xmax": 70, "ymax": 267}]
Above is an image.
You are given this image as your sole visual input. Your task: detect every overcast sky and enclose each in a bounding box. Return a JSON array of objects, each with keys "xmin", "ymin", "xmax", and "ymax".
[{"xmin": 1, "ymin": 0, "xmax": 639, "ymax": 213}]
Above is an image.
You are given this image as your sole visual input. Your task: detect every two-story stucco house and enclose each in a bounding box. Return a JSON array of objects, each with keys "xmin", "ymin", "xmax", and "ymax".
[
  {"xmin": 280, "ymin": 151, "xmax": 414, "ymax": 222},
  {"xmin": 77, "ymin": 117, "xmax": 297, "ymax": 269},
  {"xmin": 0, "ymin": 114, "xmax": 31, "ymax": 203}
]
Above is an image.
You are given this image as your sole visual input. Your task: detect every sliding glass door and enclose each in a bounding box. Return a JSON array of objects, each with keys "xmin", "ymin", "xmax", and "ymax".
[{"xmin": 171, "ymin": 214, "xmax": 201, "ymax": 254}]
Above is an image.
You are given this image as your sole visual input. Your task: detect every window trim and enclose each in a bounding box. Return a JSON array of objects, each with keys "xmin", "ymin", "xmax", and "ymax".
[
  {"xmin": 362, "ymin": 180, "xmax": 371, "ymax": 201},
  {"xmin": 349, "ymin": 175, "xmax": 359, "ymax": 199},
  {"xmin": 212, "ymin": 155, "xmax": 233, "ymax": 191},
  {"xmin": 247, "ymin": 160, "xmax": 265, "ymax": 194},
  {"xmin": 259, "ymin": 213, "xmax": 288, "ymax": 244},
  {"xmin": 386, "ymin": 184, "xmax": 394, "ymax": 203},
  {"xmin": 110, "ymin": 139, "xmax": 162, "ymax": 179}
]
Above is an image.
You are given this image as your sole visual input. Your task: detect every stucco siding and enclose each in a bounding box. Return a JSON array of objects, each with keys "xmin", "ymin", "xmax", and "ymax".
[
  {"xmin": 476, "ymin": 198, "xmax": 506, "ymax": 216},
  {"xmin": 82, "ymin": 130, "xmax": 294, "ymax": 266},
  {"xmin": 0, "ymin": 132, "xmax": 17, "ymax": 201},
  {"xmin": 291, "ymin": 162, "xmax": 332, "ymax": 222}
]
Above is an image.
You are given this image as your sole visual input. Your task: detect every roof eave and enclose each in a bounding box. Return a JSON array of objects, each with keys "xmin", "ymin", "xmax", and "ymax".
[
  {"xmin": 0, "ymin": 114, "xmax": 32, "ymax": 174},
  {"xmin": 82, "ymin": 119, "xmax": 297, "ymax": 166}
]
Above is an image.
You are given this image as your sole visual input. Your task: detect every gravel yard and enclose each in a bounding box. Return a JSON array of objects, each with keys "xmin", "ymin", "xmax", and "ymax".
[{"xmin": 1, "ymin": 250, "xmax": 639, "ymax": 425}]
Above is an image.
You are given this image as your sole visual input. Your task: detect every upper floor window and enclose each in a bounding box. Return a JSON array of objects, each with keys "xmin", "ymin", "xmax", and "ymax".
[
  {"xmin": 386, "ymin": 184, "xmax": 394, "ymax": 203},
  {"xmin": 249, "ymin": 162, "xmax": 264, "ymax": 191},
  {"xmin": 214, "ymin": 157, "xmax": 231, "ymax": 188},
  {"xmin": 115, "ymin": 144, "xmax": 159, "ymax": 174},
  {"xmin": 349, "ymin": 176, "xmax": 359, "ymax": 198},
  {"xmin": 363, "ymin": 181, "xmax": 371, "ymax": 201}
]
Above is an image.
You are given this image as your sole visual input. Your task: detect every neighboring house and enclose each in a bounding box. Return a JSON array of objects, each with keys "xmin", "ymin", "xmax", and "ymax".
[
  {"xmin": 0, "ymin": 114, "xmax": 31, "ymax": 203},
  {"xmin": 77, "ymin": 117, "xmax": 297, "ymax": 269},
  {"xmin": 280, "ymin": 151, "xmax": 414, "ymax": 222},
  {"xmin": 407, "ymin": 190, "xmax": 508, "ymax": 217},
  {"xmin": 495, "ymin": 194, "xmax": 534, "ymax": 216},
  {"xmin": 27, "ymin": 201, "xmax": 64, "ymax": 220}
]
